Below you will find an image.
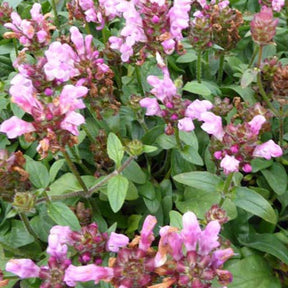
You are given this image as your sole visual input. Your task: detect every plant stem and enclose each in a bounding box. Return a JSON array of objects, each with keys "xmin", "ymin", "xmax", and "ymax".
[
  {"xmin": 68, "ymin": 146, "xmax": 92, "ymax": 175},
  {"xmin": 217, "ymin": 53, "xmax": 225, "ymax": 84},
  {"xmin": 82, "ymin": 125, "xmax": 96, "ymax": 144},
  {"xmin": 279, "ymin": 106, "xmax": 284, "ymax": 147},
  {"xmin": 62, "ymin": 149, "xmax": 89, "ymax": 194},
  {"xmin": 19, "ymin": 212, "xmax": 40, "ymax": 243},
  {"xmin": 248, "ymin": 46, "xmax": 259, "ymax": 68},
  {"xmin": 257, "ymin": 44, "xmax": 263, "ymax": 68},
  {"xmin": 135, "ymin": 65, "xmax": 144, "ymax": 96},
  {"xmin": 219, "ymin": 172, "xmax": 234, "ymax": 207},
  {"xmin": 51, "ymin": 0, "xmax": 60, "ymax": 28},
  {"xmin": 85, "ymin": 22, "xmax": 91, "ymax": 35},
  {"xmin": 197, "ymin": 51, "xmax": 202, "ymax": 83},
  {"xmin": 174, "ymin": 127, "xmax": 183, "ymax": 150}
]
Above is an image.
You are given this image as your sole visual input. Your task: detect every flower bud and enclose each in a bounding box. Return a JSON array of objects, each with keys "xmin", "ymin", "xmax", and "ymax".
[
  {"xmin": 13, "ymin": 192, "xmax": 36, "ymax": 213},
  {"xmin": 126, "ymin": 139, "xmax": 144, "ymax": 156}
]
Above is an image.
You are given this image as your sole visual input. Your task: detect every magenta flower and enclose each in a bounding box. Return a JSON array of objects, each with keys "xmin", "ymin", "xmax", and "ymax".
[
  {"xmin": 64, "ymin": 264, "xmax": 114, "ymax": 287},
  {"xmin": 201, "ymin": 112, "xmax": 224, "ymax": 140},
  {"xmin": 0, "ymin": 116, "xmax": 35, "ymax": 138},
  {"xmin": 60, "ymin": 111, "xmax": 85, "ymax": 136},
  {"xmin": 220, "ymin": 155, "xmax": 240, "ymax": 174},
  {"xmin": 107, "ymin": 232, "xmax": 129, "ymax": 252},
  {"xmin": 6, "ymin": 259, "xmax": 40, "ymax": 278},
  {"xmin": 253, "ymin": 139, "xmax": 283, "ymax": 159}
]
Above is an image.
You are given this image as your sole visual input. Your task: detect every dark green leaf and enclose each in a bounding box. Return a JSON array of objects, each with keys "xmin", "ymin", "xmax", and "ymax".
[
  {"xmin": 122, "ymin": 159, "xmax": 146, "ymax": 184},
  {"xmin": 233, "ymin": 187, "xmax": 277, "ymax": 224}
]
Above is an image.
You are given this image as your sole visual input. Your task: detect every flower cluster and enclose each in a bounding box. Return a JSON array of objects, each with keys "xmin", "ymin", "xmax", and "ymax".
[
  {"xmin": 210, "ymin": 103, "xmax": 282, "ymax": 174},
  {"xmin": 4, "ymin": 3, "xmax": 55, "ymax": 49},
  {"xmin": 109, "ymin": 0, "xmax": 192, "ymax": 62},
  {"xmin": 259, "ymin": 0, "xmax": 285, "ymax": 12},
  {"xmin": 189, "ymin": 0, "xmax": 243, "ymax": 52},
  {"xmin": 250, "ymin": 6, "xmax": 278, "ymax": 45},
  {"xmin": 5, "ymin": 212, "xmax": 234, "ymax": 288}
]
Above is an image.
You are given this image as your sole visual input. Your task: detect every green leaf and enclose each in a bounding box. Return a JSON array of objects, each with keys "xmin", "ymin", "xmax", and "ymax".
[
  {"xmin": 227, "ymin": 255, "xmax": 281, "ymax": 288},
  {"xmin": 179, "ymin": 130, "xmax": 198, "ymax": 150},
  {"xmin": 30, "ymin": 214, "xmax": 55, "ymax": 242},
  {"xmin": 251, "ymin": 158, "xmax": 273, "ymax": 173},
  {"xmin": 25, "ymin": 156, "xmax": 49, "ymax": 188},
  {"xmin": 49, "ymin": 159, "xmax": 65, "ymax": 183},
  {"xmin": 47, "ymin": 202, "xmax": 81, "ymax": 230},
  {"xmin": 233, "ymin": 187, "xmax": 277, "ymax": 224},
  {"xmin": 125, "ymin": 181, "xmax": 139, "ymax": 200},
  {"xmin": 241, "ymin": 68, "xmax": 258, "ymax": 88},
  {"xmin": 107, "ymin": 175, "xmax": 129, "ymax": 212},
  {"xmin": 48, "ymin": 173, "xmax": 81, "ymax": 196},
  {"xmin": 156, "ymin": 134, "xmax": 177, "ymax": 149},
  {"xmin": 179, "ymin": 145, "xmax": 203, "ymax": 166},
  {"xmin": 169, "ymin": 210, "xmax": 183, "ymax": 229},
  {"xmin": 239, "ymin": 233, "xmax": 288, "ymax": 264},
  {"xmin": 122, "ymin": 159, "xmax": 146, "ymax": 184},
  {"xmin": 183, "ymin": 81, "xmax": 211, "ymax": 97},
  {"xmin": 261, "ymin": 162, "xmax": 287, "ymax": 195},
  {"xmin": 107, "ymin": 133, "xmax": 124, "ymax": 168},
  {"xmin": 173, "ymin": 171, "xmax": 223, "ymax": 193},
  {"xmin": 176, "ymin": 187, "xmax": 220, "ymax": 219},
  {"xmin": 176, "ymin": 50, "xmax": 197, "ymax": 63},
  {"xmin": 222, "ymin": 85, "xmax": 256, "ymax": 104},
  {"xmin": 143, "ymin": 145, "xmax": 158, "ymax": 153}
]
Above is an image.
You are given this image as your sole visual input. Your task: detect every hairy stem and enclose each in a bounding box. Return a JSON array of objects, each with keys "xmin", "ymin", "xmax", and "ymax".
[
  {"xmin": 197, "ymin": 51, "xmax": 202, "ymax": 83},
  {"xmin": 219, "ymin": 172, "xmax": 234, "ymax": 207},
  {"xmin": 19, "ymin": 212, "xmax": 40, "ymax": 243}
]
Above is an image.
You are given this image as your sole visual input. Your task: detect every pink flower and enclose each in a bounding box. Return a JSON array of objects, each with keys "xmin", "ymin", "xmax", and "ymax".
[
  {"xmin": 139, "ymin": 215, "xmax": 157, "ymax": 251},
  {"xmin": 64, "ymin": 264, "xmax": 114, "ymax": 287},
  {"xmin": 139, "ymin": 98, "xmax": 162, "ymax": 116},
  {"xmin": 30, "ymin": 3, "xmax": 44, "ymax": 22},
  {"xmin": 0, "ymin": 116, "xmax": 35, "ymax": 138},
  {"xmin": 212, "ymin": 248, "xmax": 234, "ymax": 268},
  {"xmin": 220, "ymin": 155, "xmax": 240, "ymax": 174},
  {"xmin": 59, "ymin": 85, "xmax": 87, "ymax": 114},
  {"xmin": 201, "ymin": 112, "xmax": 224, "ymax": 140},
  {"xmin": 272, "ymin": 0, "xmax": 285, "ymax": 12},
  {"xmin": 178, "ymin": 117, "xmax": 195, "ymax": 132},
  {"xmin": 60, "ymin": 111, "xmax": 85, "ymax": 136},
  {"xmin": 248, "ymin": 114, "xmax": 266, "ymax": 135},
  {"xmin": 107, "ymin": 232, "xmax": 129, "ymax": 252},
  {"xmin": 47, "ymin": 226, "xmax": 72, "ymax": 258},
  {"xmin": 242, "ymin": 163, "xmax": 252, "ymax": 173},
  {"xmin": 185, "ymin": 99, "xmax": 213, "ymax": 120},
  {"xmin": 44, "ymin": 42, "xmax": 79, "ymax": 81},
  {"xmin": 6, "ymin": 259, "xmax": 40, "ymax": 278},
  {"xmin": 253, "ymin": 139, "xmax": 283, "ymax": 159}
]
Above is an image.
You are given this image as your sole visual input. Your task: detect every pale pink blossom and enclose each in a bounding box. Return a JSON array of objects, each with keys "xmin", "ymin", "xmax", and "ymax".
[
  {"xmin": 107, "ymin": 232, "xmax": 129, "ymax": 252},
  {"xmin": 185, "ymin": 99, "xmax": 213, "ymax": 120},
  {"xmin": 178, "ymin": 117, "xmax": 195, "ymax": 132},
  {"xmin": 248, "ymin": 114, "xmax": 266, "ymax": 135},
  {"xmin": 139, "ymin": 98, "xmax": 162, "ymax": 116},
  {"xmin": 272, "ymin": 0, "xmax": 285, "ymax": 12},
  {"xmin": 0, "ymin": 116, "xmax": 35, "ymax": 138},
  {"xmin": 201, "ymin": 112, "xmax": 224, "ymax": 140},
  {"xmin": 253, "ymin": 139, "xmax": 283, "ymax": 159},
  {"xmin": 139, "ymin": 215, "xmax": 157, "ymax": 251},
  {"xmin": 6, "ymin": 259, "xmax": 40, "ymax": 278},
  {"xmin": 212, "ymin": 248, "xmax": 234, "ymax": 268},
  {"xmin": 220, "ymin": 155, "xmax": 240, "ymax": 174},
  {"xmin": 60, "ymin": 112, "xmax": 85, "ymax": 135},
  {"xmin": 64, "ymin": 264, "xmax": 114, "ymax": 287}
]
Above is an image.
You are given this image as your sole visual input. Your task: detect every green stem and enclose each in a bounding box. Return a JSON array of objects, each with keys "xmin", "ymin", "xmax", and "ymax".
[
  {"xmin": 136, "ymin": 111, "xmax": 149, "ymax": 132},
  {"xmin": 135, "ymin": 65, "xmax": 144, "ymax": 96},
  {"xmin": 85, "ymin": 23, "xmax": 91, "ymax": 35},
  {"xmin": 248, "ymin": 46, "xmax": 259, "ymax": 68},
  {"xmin": 19, "ymin": 212, "xmax": 40, "ymax": 243},
  {"xmin": 257, "ymin": 44, "xmax": 263, "ymax": 68},
  {"xmin": 279, "ymin": 106, "xmax": 284, "ymax": 147},
  {"xmin": 174, "ymin": 126, "xmax": 183, "ymax": 150},
  {"xmin": 219, "ymin": 172, "xmax": 234, "ymax": 207},
  {"xmin": 36, "ymin": 156, "xmax": 135, "ymax": 203},
  {"xmin": 197, "ymin": 51, "xmax": 202, "ymax": 83},
  {"xmin": 82, "ymin": 125, "xmax": 96, "ymax": 144},
  {"xmin": 217, "ymin": 53, "xmax": 225, "ymax": 84},
  {"xmin": 51, "ymin": 0, "xmax": 60, "ymax": 28},
  {"xmin": 62, "ymin": 149, "xmax": 89, "ymax": 194},
  {"xmin": 68, "ymin": 146, "xmax": 92, "ymax": 175}
]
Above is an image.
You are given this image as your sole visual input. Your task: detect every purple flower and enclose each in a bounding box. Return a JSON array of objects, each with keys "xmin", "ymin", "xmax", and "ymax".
[
  {"xmin": 107, "ymin": 232, "xmax": 129, "ymax": 252},
  {"xmin": 0, "ymin": 116, "xmax": 35, "ymax": 138},
  {"xmin": 139, "ymin": 215, "xmax": 157, "ymax": 251},
  {"xmin": 220, "ymin": 155, "xmax": 240, "ymax": 174},
  {"xmin": 6, "ymin": 259, "xmax": 40, "ymax": 278},
  {"xmin": 253, "ymin": 139, "xmax": 283, "ymax": 159}
]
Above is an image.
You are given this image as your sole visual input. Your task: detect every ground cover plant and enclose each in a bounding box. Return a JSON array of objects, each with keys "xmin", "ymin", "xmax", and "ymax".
[{"xmin": 0, "ymin": 0, "xmax": 288, "ymax": 287}]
